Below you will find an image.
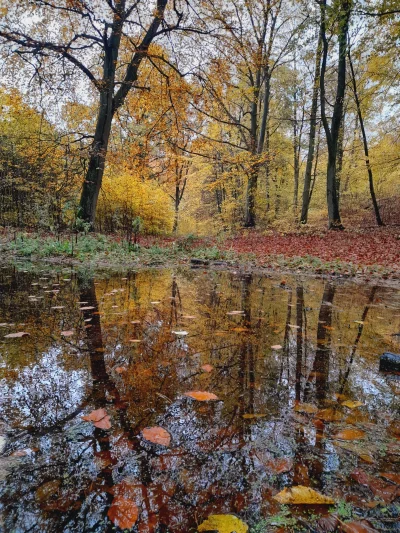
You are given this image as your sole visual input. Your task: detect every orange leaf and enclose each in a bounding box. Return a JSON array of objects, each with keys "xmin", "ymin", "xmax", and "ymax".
[
  {"xmin": 82, "ymin": 408, "xmax": 111, "ymax": 430},
  {"xmin": 142, "ymin": 427, "xmax": 171, "ymax": 447},
  {"xmin": 379, "ymin": 472, "xmax": 400, "ymax": 485},
  {"xmin": 316, "ymin": 408, "xmax": 343, "ymax": 422},
  {"xmin": 201, "ymin": 364, "xmax": 214, "ymax": 373},
  {"xmin": 333, "ymin": 428, "xmax": 365, "ymax": 440},
  {"xmin": 184, "ymin": 391, "xmax": 219, "ymax": 401},
  {"xmin": 108, "ymin": 496, "xmax": 139, "ymax": 529}
]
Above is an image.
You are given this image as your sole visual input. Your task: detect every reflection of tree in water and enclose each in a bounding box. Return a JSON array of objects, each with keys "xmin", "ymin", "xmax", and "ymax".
[{"xmin": 1, "ymin": 272, "xmax": 399, "ymax": 532}]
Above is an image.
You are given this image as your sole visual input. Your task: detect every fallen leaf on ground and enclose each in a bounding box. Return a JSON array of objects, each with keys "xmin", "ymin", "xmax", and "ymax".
[
  {"xmin": 115, "ymin": 366, "xmax": 127, "ymax": 374},
  {"xmin": 242, "ymin": 413, "xmax": 267, "ymax": 419},
  {"xmin": 333, "ymin": 428, "xmax": 365, "ymax": 440},
  {"xmin": 82, "ymin": 408, "xmax": 111, "ymax": 430},
  {"xmin": 273, "ymin": 485, "xmax": 334, "ymax": 504},
  {"xmin": 201, "ymin": 364, "xmax": 214, "ymax": 373},
  {"xmin": 142, "ymin": 427, "xmax": 171, "ymax": 447},
  {"xmin": 339, "ymin": 520, "xmax": 378, "ymax": 532},
  {"xmin": 271, "ymin": 344, "xmax": 282, "ymax": 350},
  {"xmin": 108, "ymin": 496, "xmax": 139, "ymax": 530},
  {"xmin": 172, "ymin": 330, "xmax": 188, "ymax": 336},
  {"xmin": 342, "ymin": 401, "xmax": 364, "ymax": 409},
  {"xmin": 226, "ymin": 311, "xmax": 245, "ymax": 315},
  {"xmin": 294, "ymin": 402, "xmax": 318, "ymax": 414},
  {"xmin": 198, "ymin": 514, "xmax": 248, "ymax": 533},
  {"xmin": 4, "ymin": 332, "xmax": 30, "ymax": 338},
  {"xmin": 184, "ymin": 391, "xmax": 219, "ymax": 401}
]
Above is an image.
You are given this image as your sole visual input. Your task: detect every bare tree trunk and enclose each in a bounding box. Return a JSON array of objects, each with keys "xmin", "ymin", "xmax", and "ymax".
[
  {"xmin": 301, "ymin": 31, "xmax": 322, "ymax": 224},
  {"xmin": 320, "ymin": 0, "xmax": 351, "ymax": 230},
  {"xmin": 348, "ymin": 50, "xmax": 384, "ymax": 226}
]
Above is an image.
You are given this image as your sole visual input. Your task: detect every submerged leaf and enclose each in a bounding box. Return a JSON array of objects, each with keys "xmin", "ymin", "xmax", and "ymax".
[
  {"xmin": 82, "ymin": 408, "xmax": 111, "ymax": 430},
  {"xmin": 273, "ymin": 485, "xmax": 334, "ymax": 505},
  {"xmin": 107, "ymin": 495, "xmax": 139, "ymax": 530},
  {"xmin": 333, "ymin": 429, "xmax": 365, "ymax": 441},
  {"xmin": 339, "ymin": 520, "xmax": 378, "ymax": 532},
  {"xmin": 294, "ymin": 402, "xmax": 318, "ymax": 414},
  {"xmin": 342, "ymin": 401, "xmax": 364, "ymax": 409},
  {"xmin": 142, "ymin": 427, "xmax": 171, "ymax": 447},
  {"xmin": 4, "ymin": 332, "xmax": 30, "ymax": 338},
  {"xmin": 184, "ymin": 391, "xmax": 219, "ymax": 401},
  {"xmin": 198, "ymin": 514, "xmax": 248, "ymax": 533}
]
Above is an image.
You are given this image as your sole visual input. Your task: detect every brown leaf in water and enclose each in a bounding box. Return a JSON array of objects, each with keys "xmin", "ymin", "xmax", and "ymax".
[
  {"xmin": 82, "ymin": 408, "xmax": 111, "ymax": 430},
  {"xmin": 379, "ymin": 472, "xmax": 400, "ymax": 485},
  {"xmin": 333, "ymin": 429, "xmax": 365, "ymax": 440},
  {"xmin": 339, "ymin": 520, "xmax": 379, "ymax": 532},
  {"xmin": 142, "ymin": 427, "xmax": 171, "ymax": 447},
  {"xmin": 316, "ymin": 408, "xmax": 343, "ymax": 422},
  {"xmin": 351, "ymin": 469, "xmax": 399, "ymax": 503},
  {"xmin": 265, "ymin": 457, "xmax": 293, "ymax": 474},
  {"xmin": 4, "ymin": 332, "xmax": 30, "ymax": 338},
  {"xmin": 317, "ymin": 514, "xmax": 339, "ymax": 532},
  {"xmin": 36, "ymin": 480, "xmax": 61, "ymax": 503},
  {"xmin": 201, "ymin": 364, "xmax": 214, "ymax": 373},
  {"xmin": 184, "ymin": 391, "xmax": 219, "ymax": 401},
  {"xmin": 273, "ymin": 485, "xmax": 334, "ymax": 504},
  {"xmin": 294, "ymin": 402, "xmax": 318, "ymax": 414},
  {"xmin": 107, "ymin": 495, "xmax": 139, "ymax": 529}
]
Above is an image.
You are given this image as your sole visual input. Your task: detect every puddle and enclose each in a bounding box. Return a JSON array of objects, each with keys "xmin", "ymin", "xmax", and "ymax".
[{"xmin": 0, "ymin": 267, "xmax": 399, "ymax": 532}]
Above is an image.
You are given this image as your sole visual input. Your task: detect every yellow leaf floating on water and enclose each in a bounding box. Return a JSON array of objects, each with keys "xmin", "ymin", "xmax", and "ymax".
[
  {"xmin": 198, "ymin": 514, "xmax": 248, "ymax": 533},
  {"xmin": 273, "ymin": 485, "xmax": 335, "ymax": 505},
  {"xmin": 294, "ymin": 403, "xmax": 318, "ymax": 414},
  {"xmin": 342, "ymin": 400, "xmax": 364, "ymax": 409}
]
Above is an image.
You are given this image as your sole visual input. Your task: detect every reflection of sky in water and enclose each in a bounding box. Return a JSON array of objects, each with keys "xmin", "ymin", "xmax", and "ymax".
[
  {"xmin": 3, "ymin": 348, "xmax": 88, "ymax": 428},
  {"xmin": 0, "ymin": 269, "xmax": 399, "ymax": 532}
]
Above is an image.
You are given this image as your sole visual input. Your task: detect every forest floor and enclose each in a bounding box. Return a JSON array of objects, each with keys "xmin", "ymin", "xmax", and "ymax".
[{"xmin": 1, "ymin": 225, "xmax": 399, "ymax": 285}]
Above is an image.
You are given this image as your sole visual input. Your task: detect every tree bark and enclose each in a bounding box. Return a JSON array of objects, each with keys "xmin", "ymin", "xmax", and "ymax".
[
  {"xmin": 301, "ymin": 31, "xmax": 323, "ymax": 224},
  {"xmin": 320, "ymin": 0, "xmax": 351, "ymax": 230},
  {"xmin": 348, "ymin": 51, "xmax": 384, "ymax": 226},
  {"xmin": 78, "ymin": 0, "xmax": 169, "ymax": 226}
]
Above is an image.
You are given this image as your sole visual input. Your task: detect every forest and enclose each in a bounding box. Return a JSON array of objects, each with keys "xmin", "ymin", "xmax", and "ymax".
[
  {"xmin": 0, "ymin": 0, "xmax": 399, "ymax": 238},
  {"xmin": 1, "ymin": 2, "xmax": 400, "ymax": 533}
]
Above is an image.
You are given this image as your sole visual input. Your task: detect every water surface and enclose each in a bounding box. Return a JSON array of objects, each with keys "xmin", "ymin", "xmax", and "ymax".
[{"xmin": 0, "ymin": 267, "xmax": 399, "ymax": 532}]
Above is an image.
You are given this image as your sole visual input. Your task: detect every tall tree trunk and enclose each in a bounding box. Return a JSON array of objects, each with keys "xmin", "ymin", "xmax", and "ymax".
[
  {"xmin": 348, "ymin": 51, "xmax": 384, "ymax": 226},
  {"xmin": 79, "ymin": 92, "xmax": 114, "ymax": 226},
  {"xmin": 320, "ymin": 0, "xmax": 351, "ymax": 229},
  {"xmin": 336, "ymin": 111, "xmax": 345, "ymax": 199},
  {"xmin": 78, "ymin": 0, "xmax": 168, "ymax": 226},
  {"xmin": 301, "ymin": 31, "xmax": 323, "ymax": 224}
]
